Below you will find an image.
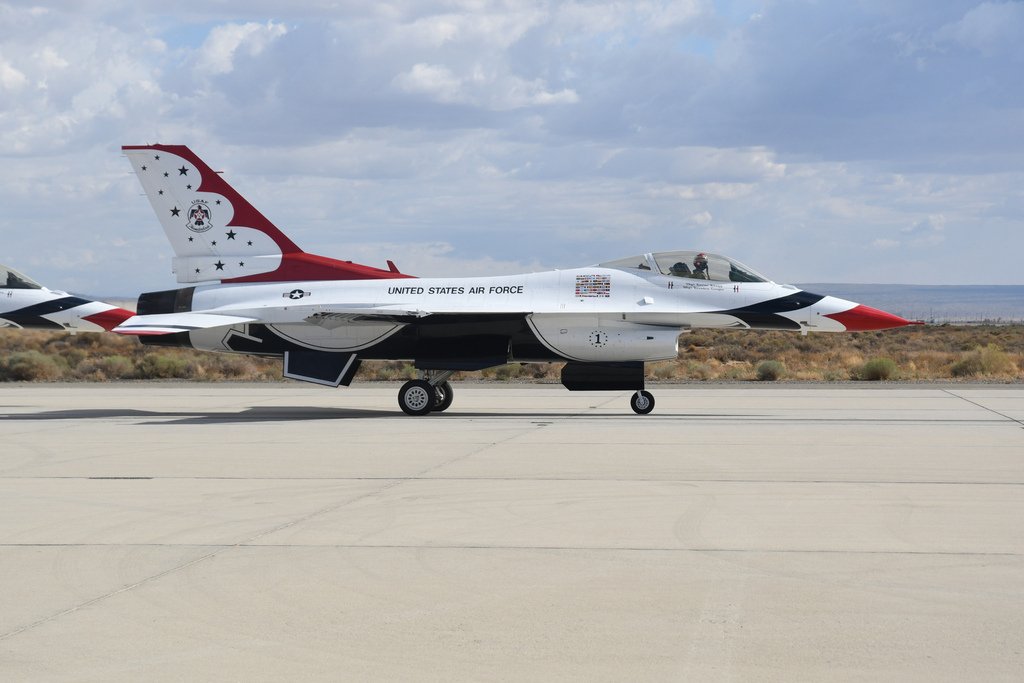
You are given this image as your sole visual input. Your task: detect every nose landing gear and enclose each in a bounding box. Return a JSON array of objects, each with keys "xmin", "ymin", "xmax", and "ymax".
[{"xmin": 630, "ymin": 390, "xmax": 655, "ymax": 415}]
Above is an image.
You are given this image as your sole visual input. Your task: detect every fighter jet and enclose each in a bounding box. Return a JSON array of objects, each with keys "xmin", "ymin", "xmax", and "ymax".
[
  {"xmin": 117, "ymin": 144, "xmax": 917, "ymax": 415},
  {"xmin": 0, "ymin": 264, "xmax": 133, "ymax": 333}
]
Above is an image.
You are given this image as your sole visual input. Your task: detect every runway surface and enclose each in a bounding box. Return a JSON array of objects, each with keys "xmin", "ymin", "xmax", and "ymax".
[{"xmin": 1, "ymin": 383, "xmax": 1022, "ymax": 681}]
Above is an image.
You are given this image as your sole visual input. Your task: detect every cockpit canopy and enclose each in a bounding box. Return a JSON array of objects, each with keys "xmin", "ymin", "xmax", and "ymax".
[
  {"xmin": 1, "ymin": 265, "xmax": 42, "ymax": 290},
  {"xmin": 598, "ymin": 251, "xmax": 769, "ymax": 283}
]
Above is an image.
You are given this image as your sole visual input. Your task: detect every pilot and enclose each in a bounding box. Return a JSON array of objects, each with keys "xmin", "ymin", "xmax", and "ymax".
[
  {"xmin": 691, "ymin": 252, "xmax": 709, "ymax": 279},
  {"xmin": 669, "ymin": 262, "xmax": 691, "ymax": 277}
]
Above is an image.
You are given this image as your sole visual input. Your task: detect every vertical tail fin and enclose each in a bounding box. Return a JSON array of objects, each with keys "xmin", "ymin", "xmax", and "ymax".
[{"xmin": 122, "ymin": 145, "xmax": 412, "ymax": 284}]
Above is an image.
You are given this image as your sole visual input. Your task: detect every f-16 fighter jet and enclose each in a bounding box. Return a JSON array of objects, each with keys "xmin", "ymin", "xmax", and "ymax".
[
  {"xmin": 117, "ymin": 145, "xmax": 917, "ymax": 415},
  {"xmin": 0, "ymin": 264, "xmax": 133, "ymax": 333}
]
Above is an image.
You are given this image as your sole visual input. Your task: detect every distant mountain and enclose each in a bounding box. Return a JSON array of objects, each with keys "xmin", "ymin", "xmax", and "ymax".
[{"xmin": 798, "ymin": 284, "xmax": 1024, "ymax": 323}]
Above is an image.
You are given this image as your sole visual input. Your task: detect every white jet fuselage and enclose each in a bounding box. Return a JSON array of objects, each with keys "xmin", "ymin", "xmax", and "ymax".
[{"xmin": 129, "ymin": 265, "xmax": 862, "ymax": 364}]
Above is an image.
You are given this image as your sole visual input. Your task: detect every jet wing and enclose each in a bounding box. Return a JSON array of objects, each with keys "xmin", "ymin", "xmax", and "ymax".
[{"xmin": 113, "ymin": 312, "xmax": 259, "ymax": 336}]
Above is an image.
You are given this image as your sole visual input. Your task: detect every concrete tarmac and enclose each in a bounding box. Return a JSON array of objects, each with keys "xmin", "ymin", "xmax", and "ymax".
[{"xmin": 0, "ymin": 383, "xmax": 1021, "ymax": 681}]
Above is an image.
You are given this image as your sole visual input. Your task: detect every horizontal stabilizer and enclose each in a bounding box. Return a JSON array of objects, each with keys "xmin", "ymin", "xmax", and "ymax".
[{"xmin": 113, "ymin": 312, "xmax": 258, "ymax": 336}]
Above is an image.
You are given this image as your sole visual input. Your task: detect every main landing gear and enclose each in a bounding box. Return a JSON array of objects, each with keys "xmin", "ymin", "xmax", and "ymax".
[
  {"xmin": 398, "ymin": 371, "xmax": 455, "ymax": 416},
  {"xmin": 396, "ymin": 368, "xmax": 654, "ymax": 416}
]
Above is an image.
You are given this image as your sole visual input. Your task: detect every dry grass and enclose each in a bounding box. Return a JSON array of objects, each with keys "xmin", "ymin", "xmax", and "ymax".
[{"xmin": 1, "ymin": 324, "xmax": 1022, "ymax": 383}]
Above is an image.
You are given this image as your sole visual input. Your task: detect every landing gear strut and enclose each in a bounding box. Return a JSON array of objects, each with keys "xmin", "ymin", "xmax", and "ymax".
[
  {"xmin": 630, "ymin": 390, "xmax": 655, "ymax": 415},
  {"xmin": 397, "ymin": 370, "xmax": 455, "ymax": 416},
  {"xmin": 433, "ymin": 381, "xmax": 454, "ymax": 412}
]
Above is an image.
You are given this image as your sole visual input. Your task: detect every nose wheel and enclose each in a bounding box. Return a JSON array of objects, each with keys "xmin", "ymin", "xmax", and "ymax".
[{"xmin": 630, "ymin": 390, "xmax": 655, "ymax": 415}]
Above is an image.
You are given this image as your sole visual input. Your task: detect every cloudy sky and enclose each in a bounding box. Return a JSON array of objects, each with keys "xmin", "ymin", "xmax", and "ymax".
[{"xmin": 1, "ymin": 1, "xmax": 1022, "ymax": 295}]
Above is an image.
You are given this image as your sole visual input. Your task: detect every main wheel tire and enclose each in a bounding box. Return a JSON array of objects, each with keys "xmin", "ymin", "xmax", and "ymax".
[
  {"xmin": 630, "ymin": 390, "xmax": 655, "ymax": 415},
  {"xmin": 433, "ymin": 381, "xmax": 454, "ymax": 412},
  {"xmin": 398, "ymin": 380, "xmax": 435, "ymax": 416}
]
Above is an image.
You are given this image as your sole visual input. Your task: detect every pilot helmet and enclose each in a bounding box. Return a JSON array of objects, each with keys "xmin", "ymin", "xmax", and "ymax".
[{"xmin": 693, "ymin": 252, "xmax": 708, "ymax": 268}]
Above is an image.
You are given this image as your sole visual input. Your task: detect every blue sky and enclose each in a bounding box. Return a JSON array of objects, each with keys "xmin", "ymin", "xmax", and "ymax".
[{"xmin": 1, "ymin": 1, "xmax": 1022, "ymax": 294}]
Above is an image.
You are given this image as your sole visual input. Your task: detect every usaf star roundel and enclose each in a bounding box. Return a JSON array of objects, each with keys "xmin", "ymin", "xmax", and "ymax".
[{"xmin": 186, "ymin": 200, "xmax": 213, "ymax": 233}]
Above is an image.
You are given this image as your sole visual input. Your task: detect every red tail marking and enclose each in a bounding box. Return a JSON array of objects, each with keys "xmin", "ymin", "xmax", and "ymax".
[
  {"xmin": 225, "ymin": 252, "xmax": 414, "ymax": 283},
  {"xmin": 83, "ymin": 308, "xmax": 135, "ymax": 331},
  {"xmin": 123, "ymin": 144, "xmax": 415, "ymax": 283},
  {"xmin": 122, "ymin": 144, "xmax": 300, "ymax": 254}
]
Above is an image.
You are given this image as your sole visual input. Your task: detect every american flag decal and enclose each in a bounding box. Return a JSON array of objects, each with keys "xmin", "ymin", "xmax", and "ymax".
[{"xmin": 575, "ymin": 274, "xmax": 611, "ymax": 297}]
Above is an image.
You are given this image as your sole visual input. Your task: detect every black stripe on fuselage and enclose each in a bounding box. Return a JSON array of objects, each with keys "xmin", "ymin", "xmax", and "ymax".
[
  {"xmin": 0, "ymin": 296, "xmax": 92, "ymax": 330},
  {"xmin": 216, "ymin": 314, "xmax": 564, "ymax": 365},
  {"xmin": 718, "ymin": 291, "xmax": 825, "ymax": 331}
]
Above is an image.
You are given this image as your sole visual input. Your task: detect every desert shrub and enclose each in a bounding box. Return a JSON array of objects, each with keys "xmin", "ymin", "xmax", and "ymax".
[
  {"xmin": 364, "ymin": 362, "xmax": 394, "ymax": 381},
  {"xmin": 134, "ymin": 354, "xmax": 197, "ymax": 379},
  {"xmin": 75, "ymin": 355, "xmax": 135, "ymax": 380},
  {"xmin": 1, "ymin": 350, "xmax": 66, "ymax": 381},
  {"xmin": 854, "ymin": 357, "xmax": 898, "ymax": 381},
  {"xmin": 649, "ymin": 362, "xmax": 678, "ymax": 380},
  {"xmin": 755, "ymin": 360, "xmax": 786, "ymax": 381},
  {"xmin": 493, "ymin": 364, "xmax": 524, "ymax": 380},
  {"xmin": 360, "ymin": 361, "xmax": 414, "ymax": 381},
  {"xmin": 793, "ymin": 338, "xmax": 816, "ymax": 353},
  {"xmin": 204, "ymin": 354, "xmax": 258, "ymax": 379},
  {"xmin": 912, "ymin": 350, "xmax": 955, "ymax": 376},
  {"xmin": 950, "ymin": 345, "xmax": 1018, "ymax": 378},
  {"xmin": 949, "ymin": 355, "xmax": 982, "ymax": 377},
  {"xmin": 710, "ymin": 343, "xmax": 748, "ymax": 362},
  {"xmin": 681, "ymin": 360, "xmax": 713, "ymax": 380},
  {"xmin": 721, "ymin": 365, "xmax": 752, "ymax": 380},
  {"xmin": 519, "ymin": 363, "xmax": 550, "ymax": 379},
  {"xmin": 838, "ymin": 351, "xmax": 865, "ymax": 370},
  {"xmin": 57, "ymin": 348, "xmax": 88, "ymax": 369}
]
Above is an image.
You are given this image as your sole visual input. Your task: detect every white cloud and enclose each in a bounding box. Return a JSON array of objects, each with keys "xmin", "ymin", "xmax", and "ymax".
[
  {"xmin": 0, "ymin": 2, "xmax": 1022, "ymax": 290},
  {"xmin": 689, "ymin": 210, "xmax": 713, "ymax": 226},
  {"xmin": 393, "ymin": 63, "xmax": 464, "ymax": 102},
  {"xmin": 0, "ymin": 58, "xmax": 28, "ymax": 90},
  {"xmin": 389, "ymin": 8, "xmax": 544, "ymax": 50},
  {"xmin": 901, "ymin": 215, "xmax": 946, "ymax": 246},
  {"xmin": 936, "ymin": 1, "xmax": 1024, "ymax": 57},
  {"xmin": 196, "ymin": 21, "xmax": 288, "ymax": 75},
  {"xmin": 393, "ymin": 63, "xmax": 578, "ymax": 109}
]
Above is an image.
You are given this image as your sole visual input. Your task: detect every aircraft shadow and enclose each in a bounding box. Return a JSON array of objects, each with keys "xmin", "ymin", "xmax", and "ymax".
[
  {"xmin": 0, "ymin": 407, "xmax": 751, "ymax": 424},
  {"xmin": 0, "ymin": 406, "xmax": 395, "ymax": 424}
]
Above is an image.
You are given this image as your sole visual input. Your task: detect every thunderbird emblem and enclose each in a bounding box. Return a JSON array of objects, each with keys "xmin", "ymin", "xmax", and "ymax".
[{"xmin": 186, "ymin": 200, "xmax": 212, "ymax": 233}]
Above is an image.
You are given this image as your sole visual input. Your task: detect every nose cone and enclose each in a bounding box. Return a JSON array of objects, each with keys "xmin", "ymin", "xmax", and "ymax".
[{"xmin": 824, "ymin": 303, "xmax": 920, "ymax": 331}]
